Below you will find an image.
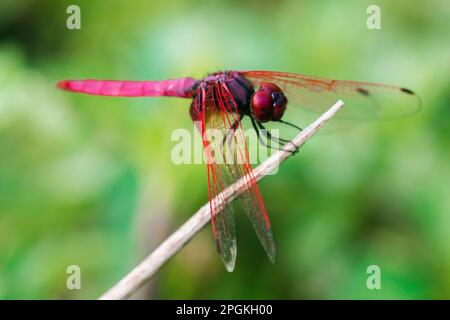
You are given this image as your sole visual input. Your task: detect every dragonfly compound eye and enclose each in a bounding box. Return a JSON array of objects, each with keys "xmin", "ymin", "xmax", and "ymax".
[
  {"xmin": 251, "ymin": 82, "xmax": 287, "ymax": 122},
  {"xmin": 251, "ymin": 90, "xmax": 273, "ymax": 122},
  {"xmin": 271, "ymin": 91, "xmax": 287, "ymax": 121}
]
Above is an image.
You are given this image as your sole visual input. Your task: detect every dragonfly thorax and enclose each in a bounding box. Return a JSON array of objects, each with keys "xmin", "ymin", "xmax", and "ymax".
[
  {"xmin": 189, "ymin": 71, "xmax": 288, "ymax": 124},
  {"xmin": 189, "ymin": 71, "xmax": 255, "ymax": 122}
]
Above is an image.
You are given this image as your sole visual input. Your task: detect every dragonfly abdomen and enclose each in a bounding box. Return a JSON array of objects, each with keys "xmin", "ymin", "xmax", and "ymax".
[{"xmin": 57, "ymin": 77, "xmax": 196, "ymax": 98}]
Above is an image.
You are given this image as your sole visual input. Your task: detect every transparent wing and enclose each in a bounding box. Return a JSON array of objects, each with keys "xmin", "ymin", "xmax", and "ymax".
[
  {"xmin": 199, "ymin": 84, "xmax": 237, "ymax": 272},
  {"xmin": 239, "ymin": 70, "xmax": 421, "ymax": 120},
  {"xmin": 200, "ymin": 82, "xmax": 276, "ymax": 271}
]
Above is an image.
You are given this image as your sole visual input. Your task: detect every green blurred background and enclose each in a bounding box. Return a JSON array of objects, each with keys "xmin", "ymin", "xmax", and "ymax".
[{"xmin": 0, "ymin": 0, "xmax": 449, "ymax": 299}]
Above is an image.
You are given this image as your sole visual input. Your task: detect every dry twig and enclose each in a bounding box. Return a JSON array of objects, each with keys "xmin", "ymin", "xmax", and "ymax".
[{"xmin": 99, "ymin": 100, "xmax": 344, "ymax": 300}]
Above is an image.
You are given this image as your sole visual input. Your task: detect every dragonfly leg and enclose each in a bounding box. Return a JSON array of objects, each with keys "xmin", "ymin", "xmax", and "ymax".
[
  {"xmin": 250, "ymin": 118, "xmax": 287, "ymax": 152},
  {"xmin": 250, "ymin": 117, "xmax": 272, "ymax": 148},
  {"xmin": 254, "ymin": 122, "xmax": 293, "ymax": 144},
  {"xmin": 256, "ymin": 121, "xmax": 298, "ymax": 154},
  {"xmin": 277, "ymin": 119, "xmax": 303, "ymax": 132}
]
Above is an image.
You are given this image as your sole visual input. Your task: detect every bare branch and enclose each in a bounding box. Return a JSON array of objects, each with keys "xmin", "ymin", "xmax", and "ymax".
[{"xmin": 99, "ymin": 100, "xmax": 344, "ymax": 300}]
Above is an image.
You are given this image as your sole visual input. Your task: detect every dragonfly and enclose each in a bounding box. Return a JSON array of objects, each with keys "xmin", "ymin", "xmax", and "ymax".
[{"xmin": 57, "ymin": 70, "xmax": 420, "ymax": 271}]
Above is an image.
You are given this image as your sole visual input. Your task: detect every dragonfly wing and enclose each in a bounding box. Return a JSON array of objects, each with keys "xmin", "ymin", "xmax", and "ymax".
[
  {"xmin": 239, "ymin": 70, "xmax": 421, "ymax": 120},
  {"xmin": 199, "ymin": 85, "xmax": 237, "ymax": 271},
  {"xmin": 200, "ymin": 82, "xmax": 276, "ymax": 271},
  {"xmin": 236, "ymin": 174, "xmax": 276, "ymax": 263},
  {"xmin": 206, "ymin": 161, "xmax": 237, "ymax": 272}
]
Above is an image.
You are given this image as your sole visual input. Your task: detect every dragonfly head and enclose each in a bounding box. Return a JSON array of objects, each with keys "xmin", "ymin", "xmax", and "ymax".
[{"xmin": 251, "ymin": 82, "xmax": 287, "ymax": 123}]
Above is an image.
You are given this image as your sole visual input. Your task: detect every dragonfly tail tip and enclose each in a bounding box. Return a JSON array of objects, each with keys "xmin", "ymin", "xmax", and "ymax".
[{"xmin": 56, "ymin": 80, "xmax": 69, "ymax": 90}]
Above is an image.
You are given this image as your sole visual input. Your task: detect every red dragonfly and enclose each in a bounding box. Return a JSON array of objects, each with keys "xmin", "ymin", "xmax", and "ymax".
[{"xmin": 57, "ymin": 71, "xmax": 419, "ymax": 271}]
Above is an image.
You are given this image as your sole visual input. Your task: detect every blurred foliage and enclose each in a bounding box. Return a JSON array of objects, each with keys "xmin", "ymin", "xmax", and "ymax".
[{"xmin": 0, "ymin": 0, "xmax": 449, "ymax": 299}]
